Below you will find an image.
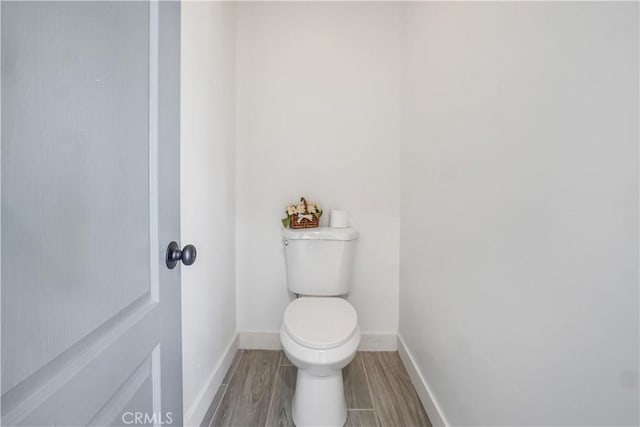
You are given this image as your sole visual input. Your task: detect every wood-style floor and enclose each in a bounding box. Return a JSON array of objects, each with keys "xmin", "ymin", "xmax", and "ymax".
[{"xmin": 201, "ymin": 350, "xmax": 432, "ymax": 427}]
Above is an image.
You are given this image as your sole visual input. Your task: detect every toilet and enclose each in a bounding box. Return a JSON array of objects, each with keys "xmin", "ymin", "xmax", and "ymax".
[{"xmin": 280, "ymin": 227, "xmax": 360, "ymax": 427}]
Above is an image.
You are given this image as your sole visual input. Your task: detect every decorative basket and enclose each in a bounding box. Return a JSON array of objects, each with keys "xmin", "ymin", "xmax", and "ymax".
[
  {"xmin": 283, "ymin": 197, "xmax": 322, "ymax": 229},
  {"xmin": 289, "ymin": 213, "xmax": 320, "ymax": 229}
]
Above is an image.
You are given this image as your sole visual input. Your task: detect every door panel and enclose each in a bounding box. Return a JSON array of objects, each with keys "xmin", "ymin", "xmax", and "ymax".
[
  {"xmin": 2, "ymin": 0, "xmax": 151, "ymax": 393},
  {"xmin": 1, "ymin": 1, "xmax": 182, "ymax": 425}
]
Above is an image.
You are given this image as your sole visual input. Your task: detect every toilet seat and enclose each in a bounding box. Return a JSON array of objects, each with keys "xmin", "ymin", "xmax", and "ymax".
[{"xmin": 283, "ymin": 297, "xmax": 358, "ymax": 350}]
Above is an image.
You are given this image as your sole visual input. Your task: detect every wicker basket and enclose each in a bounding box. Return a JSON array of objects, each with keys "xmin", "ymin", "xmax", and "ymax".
[
  {"xmin": 288, "ymin": 197, "xmax": 320, "ymax": 229},
  {"xmin": 289, "ymin": 213, "xmax": 320, "ymax": 229}
]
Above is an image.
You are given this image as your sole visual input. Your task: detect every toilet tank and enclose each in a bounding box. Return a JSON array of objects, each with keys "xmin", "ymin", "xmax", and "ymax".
[{"xmin": 283, "ymin": 227, "xmax": 359, "ymax": 296}]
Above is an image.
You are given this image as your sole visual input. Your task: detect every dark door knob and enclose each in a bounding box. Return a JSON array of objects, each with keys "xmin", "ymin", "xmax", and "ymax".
[{"xmin": 166, "ymin": 241, "xmax": 197, "ymax": 269}]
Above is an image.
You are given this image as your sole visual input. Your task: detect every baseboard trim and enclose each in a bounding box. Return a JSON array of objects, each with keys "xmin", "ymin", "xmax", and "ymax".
[
  {"xmin": 238, "ymin": 331, "xmax": 282, "ymax": 350},
  {"xmin": 237, "ymin": 331, "xmax": 397, "ymax": 351},
  {"xmin": 397, "ymin": 335, "xmax": 449, "ymax": 427},
  {"xmin": 184, "ymin": 334, "xmax": 239, "ymax": 427},
  {"xmin": 359, "ymin": 333, "xmax": 397, "ymax": 351}
]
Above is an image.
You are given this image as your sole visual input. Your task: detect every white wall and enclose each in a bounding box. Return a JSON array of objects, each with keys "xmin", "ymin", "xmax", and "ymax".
[
  {"xmin": 400, "ymin": 2, "xmax": 639, "ymax": 425},
  {"xmin": 235, "ymin": 3, "xmax": 403, "ymax": 337},
  {"xmin": 180, "ymin": 2, "xmax": 236, "ymax": 425}
]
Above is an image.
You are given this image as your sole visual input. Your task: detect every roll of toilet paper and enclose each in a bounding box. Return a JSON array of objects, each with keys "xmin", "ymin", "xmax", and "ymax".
[{"xmin": 330, "ymin": 210, "xmax": 348, "ymax": 228}]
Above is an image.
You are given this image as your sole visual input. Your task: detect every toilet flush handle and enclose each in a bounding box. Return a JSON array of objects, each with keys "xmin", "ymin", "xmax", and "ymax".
[{"xmin": 283, "ymin": 239, "xmax": 289, "ymax": 246}]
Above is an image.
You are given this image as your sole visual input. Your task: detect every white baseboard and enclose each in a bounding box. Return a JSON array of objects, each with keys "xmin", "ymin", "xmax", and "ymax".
[
  {"xmin": 237, "ymin": 331, "xmax": 397, "ymax": 351},
  {"xmin": 238, "ymin": 331, "xmax": 282, "ymax": 350},
  {"xmin": 397, "ymin": 335, "xmax": 449, "ymax": 427},
  {"xmin": 184, "ymin": 334, "xmax": 239, "ymax": 427},
  {"xmin": 359, "ymin": 333, "xmax": 397, "ymax": 351}
]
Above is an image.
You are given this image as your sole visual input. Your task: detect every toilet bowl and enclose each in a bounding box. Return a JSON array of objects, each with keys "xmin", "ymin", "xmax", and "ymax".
[{"xmin": 280, "ymin": 297, "xmax": 360, "ymax": 427}]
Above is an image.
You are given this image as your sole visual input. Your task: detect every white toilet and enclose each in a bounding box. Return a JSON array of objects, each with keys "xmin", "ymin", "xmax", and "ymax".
[{"xmin": 280, "ymin": 227, "xmax": 360, "ymax": 427}]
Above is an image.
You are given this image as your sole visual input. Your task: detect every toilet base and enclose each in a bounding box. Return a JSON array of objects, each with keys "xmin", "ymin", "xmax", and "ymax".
[{"xmin": 292, "ymin": 369, "xmax": 347, "ymax": 427}]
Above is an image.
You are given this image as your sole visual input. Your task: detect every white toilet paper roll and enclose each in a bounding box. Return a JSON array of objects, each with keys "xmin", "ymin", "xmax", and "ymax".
[{"xmin": 330, "ymin": 210, "xmax": 348, "ymax": 228}]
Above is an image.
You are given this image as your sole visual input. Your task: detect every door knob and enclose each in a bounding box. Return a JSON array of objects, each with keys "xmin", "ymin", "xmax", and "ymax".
[{"xmin": 166, "ymin": 241, "xmax": 197, "ymax": 269}]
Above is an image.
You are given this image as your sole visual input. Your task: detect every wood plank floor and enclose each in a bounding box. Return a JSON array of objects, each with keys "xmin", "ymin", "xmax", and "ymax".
[{"xmin": 202, "ymin": 351, "xmax": 431, "ymax": 427}]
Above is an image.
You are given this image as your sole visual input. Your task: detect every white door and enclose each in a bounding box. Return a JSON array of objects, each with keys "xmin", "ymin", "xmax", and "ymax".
[{"xmin": 1, "ymin": 1, "xmax": 185, "ymax": 425}]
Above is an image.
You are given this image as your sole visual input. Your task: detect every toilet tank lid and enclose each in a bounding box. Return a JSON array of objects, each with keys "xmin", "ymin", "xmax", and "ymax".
[{"xmin": 282, "ymin": 227, "xmax": 359, "ymax": 241}]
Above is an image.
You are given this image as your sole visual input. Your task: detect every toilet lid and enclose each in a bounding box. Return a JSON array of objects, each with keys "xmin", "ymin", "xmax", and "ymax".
[{"xmin": 283, "ymin": 297, "xmax": 358, "ymax": 350}]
